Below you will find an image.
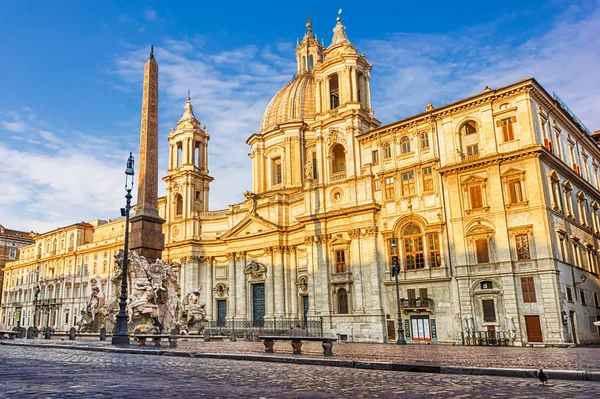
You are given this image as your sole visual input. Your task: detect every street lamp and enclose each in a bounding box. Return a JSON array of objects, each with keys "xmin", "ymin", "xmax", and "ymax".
[
  {"xmin": 112, "ymin": 152, "xmax": 135, "ymax": 345},
  {"xmin": 391, "ymin": 234, "xmax": 406, "ymax": 345}
]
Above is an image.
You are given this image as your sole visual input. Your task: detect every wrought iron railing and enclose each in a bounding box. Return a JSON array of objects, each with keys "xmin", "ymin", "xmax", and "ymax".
[
  {"xmin": 461, "ymin": 331, "xmax": 512, "ymax": 346},
  {"xmin": 205, "ymin": 318, "xmax": 323, "ymax": 338}
]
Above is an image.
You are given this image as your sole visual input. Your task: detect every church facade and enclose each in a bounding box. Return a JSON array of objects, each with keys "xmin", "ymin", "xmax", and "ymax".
[{"xmin": 3, "ymin": 16, "xmax": 600, "ymax": 345}]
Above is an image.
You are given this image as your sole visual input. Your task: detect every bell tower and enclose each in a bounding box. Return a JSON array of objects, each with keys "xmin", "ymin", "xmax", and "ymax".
[
  {"xmin": 295, "ymin": 17, "xmax": 324, "ymax": 74},
  {"xmin": 163, "ymin": 94, "xmax": 213, "ymax": 243},
  {"xmin": 315, "ymin": 11, "xmax": 376, "ymax": 119}
]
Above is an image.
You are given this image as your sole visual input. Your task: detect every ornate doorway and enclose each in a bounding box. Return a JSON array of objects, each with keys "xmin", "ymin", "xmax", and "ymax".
[
  {"xmin": 216, "ymin": 300, "xmax": 226, "ymax": 326},
  {"xmin": 252, "ymin": 283, "xmax": 265, "ymax": 327}
]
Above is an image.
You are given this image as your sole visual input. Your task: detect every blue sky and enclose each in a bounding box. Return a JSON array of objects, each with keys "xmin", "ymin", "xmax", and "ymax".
[{"xmin": 1, "ymin": 0, "xmax": 599, "ymax": 232}]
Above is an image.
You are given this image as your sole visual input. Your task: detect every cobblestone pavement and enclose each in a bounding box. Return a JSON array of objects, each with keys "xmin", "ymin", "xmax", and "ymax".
[
  {"xmin": 18, "ymin": 336, "xmax": 600, "ymax": 371},
  {"xmin": 0, "ymin": 345, "xmax": 598, "ymax": 398}
]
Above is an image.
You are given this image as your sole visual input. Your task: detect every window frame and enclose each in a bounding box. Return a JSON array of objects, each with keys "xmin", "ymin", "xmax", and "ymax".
[
  {"xmin": 423, "ymin": 167, "xmax": 434, "ymax": 192},
  {"xmin": 420, "ymin": 132, "xmax": 430, "ymax": 149},
  {"xmin": 335, "ymin": 250, "xmax": 346, "ymax": 273},
  {"xmin": 400, "ymin": 136, "xmax": 411, "ymax": 154},
  {"xmin": 521, "ymin": 276, "xmax": 537, "ymax": 303},
  {"xmin": 401, "ymin": 170, "xmax": 416, "ymax": 197},
  {"xmin": 515, "ymin": 234, "xmax": 531, "ymax": 260},
  {"xmin": 499, "ymin": 116, "xmax": 516, "ymax": 142},
  {"xmin": 384, "ymin": 176, "xmax": 395, "ymax": 200}
]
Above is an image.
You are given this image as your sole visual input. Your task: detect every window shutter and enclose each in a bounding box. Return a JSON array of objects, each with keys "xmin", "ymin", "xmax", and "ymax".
[
  {"xmin": 511, "ymin": 116, "xmax": 517, "ymax": 123},
  {"xmin": 475, "ymin": 239, "xmax": 489, "ymax": 263},
  {"xmin": 407, "ymin": 289, "xmax": 416, "ymax": 299},
  {"xmin": 419, "ymin": 288, "xmax": 428, "ymax": 299},
  {"xmin": 496, "ymin": 120, "xmax": 501, "ymax": 127}
]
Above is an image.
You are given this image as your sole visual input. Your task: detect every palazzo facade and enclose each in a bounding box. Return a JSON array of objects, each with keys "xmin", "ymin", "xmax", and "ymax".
[{"xmin": 2, "ymin": 16, "xmax": 600, "ymax": 345}]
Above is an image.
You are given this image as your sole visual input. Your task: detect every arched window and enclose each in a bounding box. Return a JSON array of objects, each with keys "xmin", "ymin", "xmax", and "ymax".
[
  {"xmin": 331, "ymin": 144, "xmax": 346, "ymax": 174},
  {"xmin": 302, "ymin": 56, "xmax": 306, "ymax": 70},
  {"xmin": 460, "ymin": 121, "xmax": 478, "ymax": 135},
  {"xmin": 174, "ymin": 194, "xmax": 183, "ymax": 217},
  {"xmin": 309, "ymin": 55, "xmax": 314, "ymax": 70},
  {"xmin": 337, "ymin": 289, "xmax": 348, "ymax": 314},
  {"xmin": 403, "ymin": 224, "xmax": 424, "ymax": 270},
  {"xmin": 70, "ymin": 234, "xmax": 75, "ymax": 250},
  {"xmin": 177, "ymin": 142, "xmax": 183, "ymax": 168},
  {"xmin": 400, "ymin": 136, "xmax": 411, "ymax": 154},
  {"xmin": 53, "ymin": 239, "xmax": 58, "ymax": 254},
  {"xmin": 421, "ymin": 132, "xmax": 429, "ymax": 149}
]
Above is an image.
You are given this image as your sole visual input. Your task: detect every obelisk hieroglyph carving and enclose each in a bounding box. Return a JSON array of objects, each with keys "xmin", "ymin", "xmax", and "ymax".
[{"xmin": 129, "ymin": 45, "xmax": 165, "ymax": 261}]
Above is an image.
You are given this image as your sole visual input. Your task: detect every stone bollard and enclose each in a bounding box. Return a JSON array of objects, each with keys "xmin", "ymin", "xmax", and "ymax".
[
  {"xmin": 169, "ymin": 330, "xmax": 178, "ymax": 348},
  {"xmin": 99, "ymin": 328, "xmax": 106, "ymax": 341},
  {"xmin": 27, "ymin": 327, "xmax": 36, "ymax": 339},
  {"xmin": 44, "ymin": 327, "xmax": 52, "ymax": 340},
  {"xmin": 231, "ymin": 334, "xmax": 237, "ymax": 342},
  {"xmin": 204, "ymin": 329, "xmax": 211, "ymax": 342},
  {"xmin": 68, "ymin": 327, "xmax": 76, "ymax": 341}
]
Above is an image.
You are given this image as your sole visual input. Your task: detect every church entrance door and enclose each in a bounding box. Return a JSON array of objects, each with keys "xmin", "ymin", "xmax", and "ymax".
[
  {"xmin": 216, "ymin": 300, "xmax": 226, "ymax": 327},
  {"xmin": 302, "ymin": 295, "xmax": 309, "ymax": 328},
  {"xmin": 252, "ymin": 283, "xmax": 265, "ymax": 327}
]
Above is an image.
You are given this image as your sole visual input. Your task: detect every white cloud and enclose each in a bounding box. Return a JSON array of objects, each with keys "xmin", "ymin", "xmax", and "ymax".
[
  {"xmin": 362, "ymin": 2, "xmax": 600, "ymax": 130},
  {"xmin": 1, "ymin": 120, "xmax": 27, "ymax": 133},
  {"xmin": 143, "ymin": 9, "xmax": 157, "ymax": 22}
]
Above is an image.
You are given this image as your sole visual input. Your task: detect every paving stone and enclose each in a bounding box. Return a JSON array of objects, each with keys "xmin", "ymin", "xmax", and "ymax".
[{"xmin": 0, "ymin": 345, "xmax": 599, "ymax": 398}]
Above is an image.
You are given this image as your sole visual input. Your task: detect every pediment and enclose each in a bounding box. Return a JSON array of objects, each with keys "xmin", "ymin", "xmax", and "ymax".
[
  {"xmin": 219, "ymin": 214, "xmax": 280, "ymax": 240},
  {"xmin": 461, "ymin": 175, "xmax": 487, "ymax": 186},
  {"xmin": 500, "ymin": 167, "xmax": 525, "ymax": 177},
  {"xmin": 329, "ymin": 234, "xmax": 349, "ymax": 246}
]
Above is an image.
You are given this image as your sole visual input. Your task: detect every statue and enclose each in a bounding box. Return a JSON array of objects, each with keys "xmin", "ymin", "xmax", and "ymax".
[
  {"xmin": 304, "ymin": 157, "xmax": 313, "ymax": 180},
  {"xmin": 243, "ymin": 191, "xmax": 258, "ymax": 216},
  {"xmin": 105, "ymin": 251, "xmax": 181, "ymax": 334},
  {"xmin": 78, "ymin": 279, "xmax": 105, "ymax": 333},
  {"xmin": 180, "ymin": 288, "xmax": 207, "ymax": 334}
]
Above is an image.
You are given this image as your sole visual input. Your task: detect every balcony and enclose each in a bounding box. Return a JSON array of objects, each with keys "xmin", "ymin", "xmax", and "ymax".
[
  {"xmin": 330, "ymin": 171, "xmax": 346, "ymax": 182},
  {"xmin": 330, "ymin": 272, "xmax": 352, "ymax": 284},
  {"xmin": 400, "ymin": 298, "xmax": 434, "ymax": 312}
]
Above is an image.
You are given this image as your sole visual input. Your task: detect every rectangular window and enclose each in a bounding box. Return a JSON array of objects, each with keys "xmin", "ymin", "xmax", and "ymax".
[
  {"xmin": 475, "ymin": 239, "xmax": 489, "ymax": 264},
  {"xmin": 595, "ymin": 292, "xmax": 600, "ymax": 308},
  {"xmin": 385, "ymin": 177, "xmax": 394, "ymax": 199},
  {"xmin": 9, "ymin": 248, "xmax": 17, "ymax": 259},
  {"xmin": 401, "ymin": 171, "xmax": 415, "ymax": 196},
  {"xmin": 374, "ymin": 179, "xmax": 381, "ymax": 191},
  {"xmin": 419, "ymin": 288, "xmax": 428, "ymax": 299},
  {"xmin": 566, "ymin": 286, "xmax": 573, "ymax": 302},
  {"xmin": 500, "ymin": 117, "xmax": 515, "ymax": 141},
  {"xmin": 521, "ymin": 277, "xmax": 537, "ymax": 303},
  {"xmin": 482, "ymin": 299, "xmax": 496, "ymax": 322},
  {"xmin": 372, "ymin": 150, "xmax": 379, "ymax": 163},
  {"xmin": 507, "ymin": 179, "xmax": 523, "ymax": 204},
  {"xmin": 195, "ymin": 190, "xmax": 201, "ymax": 201},
  {"xmin": 384, "ymin": 144, "xmax": 392, "ymax": 159},
  {"xmin": 516, "ymin": 234, "xmax": 531, "ymax": 260},
  {"xmin": 466, "ymin": 144, "xmax": 479, "ymax": 159},
  {"xmin": 407, "ymin": 289, "xmax": 416, "ymax": 300},
  {"xmin": 469, "ymin": 185, "xmax": 483, "ymax": 209},
  {"xmin": 581, "ymin": 290, "xmax": 587, "ymax": 305},
  {"xmin": 423, "ymin": 167, "xmax": 433, "ymax": 192},
  {"xmin": 272, "ymin": 157, "xmax": 282, "ymax": 185},
  {"xmin": 427, "ymin": 233, "xmax": 441, "ymax": 267},
  {"xmin": 312, "ymin": 151, "xmax": 318, "ymax": 180},
  {"xmin": 335, "ymin": 250, "xmax": 346, "ymax": 273}
]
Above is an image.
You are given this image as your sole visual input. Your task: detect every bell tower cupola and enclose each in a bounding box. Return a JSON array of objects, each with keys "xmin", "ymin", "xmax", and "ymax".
[
  {"xmin": 163, "ymin": 93, "xmax": 214, "ymax": 242},
  {"xmin": 295, "ymin": 17, "xmax": 324, "ymax": 74}
]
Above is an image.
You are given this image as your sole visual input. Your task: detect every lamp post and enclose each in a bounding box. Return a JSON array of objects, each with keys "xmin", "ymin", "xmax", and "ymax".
[
  {"xmin": 391, "ymin": 235, "xmax": 406, "ymax": 345},
  {"xmin": 112, "ymin": 152, "xmax": 135, "ymax": 345}
]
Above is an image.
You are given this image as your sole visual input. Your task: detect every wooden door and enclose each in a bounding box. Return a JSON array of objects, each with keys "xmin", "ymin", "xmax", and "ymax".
[
  {"xmin": 252, "ymin": 283, "xmax": 265, "ymax": 327},
  {"xmin": 216, "ymin": 300, "xmax": 227, "ymax": 327},
  {"xmin": 525, "ymin": 315, "xmax": 543, "ymax": 343}
]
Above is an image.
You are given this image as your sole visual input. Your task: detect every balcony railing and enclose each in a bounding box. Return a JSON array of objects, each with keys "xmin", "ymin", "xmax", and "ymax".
[
  {"xmin": 330, "ymin": 171, "xmax": 346, "ymax": 182},
  {"xmin": 400, "ymin": 298, "xmax": 433, "ymax": 310}
]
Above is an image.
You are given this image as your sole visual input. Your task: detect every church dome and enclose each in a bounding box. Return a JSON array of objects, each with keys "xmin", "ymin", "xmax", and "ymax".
[{"xmin": 260, "ymin": 72, "xmax": 316, "ymax": 132}]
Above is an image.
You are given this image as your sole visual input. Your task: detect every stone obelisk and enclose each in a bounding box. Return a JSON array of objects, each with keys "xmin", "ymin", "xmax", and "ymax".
[{"xmin": 129, "ymin": 45, "xmax": 165, "ymax": 261}]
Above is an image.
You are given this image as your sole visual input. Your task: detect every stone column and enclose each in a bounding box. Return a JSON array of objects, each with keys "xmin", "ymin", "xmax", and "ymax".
[
  {"xmin": 365, "ymin": 73, "xmax": 372, "ymax": 110},
  {"xmin": 236, "ymin": 252, "xmax": 247, "ymax": 319},
  {"xmin": 227, "ymin": 253, "xmax": 236, "ymax": 318},
  {"xmin": 305, "ymin": 236, "xmax": 317, "ymax": 316},
  {"xmin": 205, "ymin": 256, "xmax": 214, "ymax": 320},
  {"xmin": 289, "ymin": 246, "xmax": 298, "ymax": 318},
  {"xmin": 350, "ymin": 67, "xmax": 358, "ymax": 102},
  {"xmin": 360, "ymin": 226, "xmax": 382, "ymax": 311},
  {"xmin": 349, "ymin": 228, "xmax": 365, "ymax": 312},
  {"xmin": 273, "ymin": 246, "xmax": 285, "ymax": 318},
  {"xmin": 264, "ymin": 247, "xmax": 274, "ymax": 317},
  {"xmin": 316, "ymin": 80, "xmax": 322, "ymax": 113}
]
